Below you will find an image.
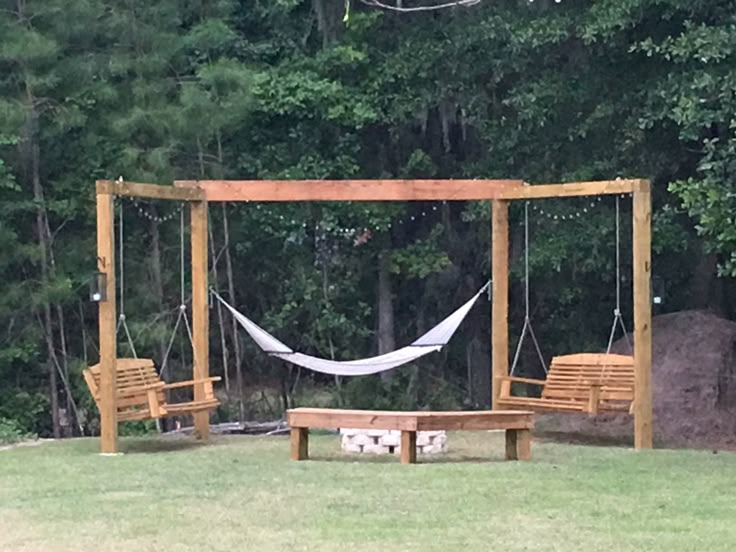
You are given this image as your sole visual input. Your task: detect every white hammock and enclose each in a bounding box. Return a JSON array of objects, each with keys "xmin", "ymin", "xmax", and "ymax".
[{"xmin": 213, "ymin": 282, "xmax": 490, "ymax": 376}]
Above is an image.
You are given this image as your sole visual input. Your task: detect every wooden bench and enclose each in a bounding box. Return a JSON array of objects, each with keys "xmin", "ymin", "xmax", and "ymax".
[
  {"xmin": 286, "ymin": 408, "xmax": 535, "ymax": 464},
  {"xmin": 83, "ymin": 358, "xmax": 221, "ymax": 422},
  {"xmin": 496, "ymin": 353, "xmax": 635, "ymax": 415}
]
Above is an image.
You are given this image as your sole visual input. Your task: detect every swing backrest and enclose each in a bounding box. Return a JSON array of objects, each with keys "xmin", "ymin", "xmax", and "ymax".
[
  {"xmin": 84, "ymin": 359, "xmax": 166, "ymax": 421},
  {"xmin": 541, "ymin": 353, "xmax": 635, "ymax": 408}
]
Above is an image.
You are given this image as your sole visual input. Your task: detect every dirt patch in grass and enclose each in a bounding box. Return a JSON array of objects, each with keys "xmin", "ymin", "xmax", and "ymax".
[{"xmin": 538, "ymin": 310, "xmax": 736, "ymax": 450}]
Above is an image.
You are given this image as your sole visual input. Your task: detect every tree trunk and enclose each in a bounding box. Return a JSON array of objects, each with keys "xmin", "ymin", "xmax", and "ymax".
[
  {"xmin": 687, "ymin": 246, "xmax": 721, "ymax": 313},
  {"xmin": 223, "ymin": 204, "xmax": 245, "ymax": 421},
  {"xmin": 377, "ymin": 248, "xmax": 396, "ymax": 382},
  {"xmin": 27, "ymin": 106, "xmax": 61, "ymax": 438}
]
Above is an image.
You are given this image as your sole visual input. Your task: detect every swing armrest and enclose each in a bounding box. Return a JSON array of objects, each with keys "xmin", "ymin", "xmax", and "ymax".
[
  {"xmin": 495, "ymin": 375, "xmax": 546, "ymax": 386},
  {"xmin": 161, "ymin": 377, "xmax": 222, "ymax": 390}
]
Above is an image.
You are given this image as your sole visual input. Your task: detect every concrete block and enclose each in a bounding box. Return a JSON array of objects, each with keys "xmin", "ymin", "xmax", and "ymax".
[
  {"xmin": 350, "ymin": 434, "xmax": 373, "ymax": 447},
  {"xmin": 362, "ymin": 444, "xmax": 389, "ymax": 454},
  {"xmin": 379, "ymin": 434, "xmax": 400, "ymax": 447},
  {"xmin": 416, "ymin": 434, "xmax": 431, "ymax": 446},
  {"xmin": 340, "ymin": 429, "xmax": 447, "ymax": 455}
]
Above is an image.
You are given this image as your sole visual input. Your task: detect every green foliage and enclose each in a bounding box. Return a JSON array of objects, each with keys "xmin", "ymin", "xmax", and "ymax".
[
  {"xmin": 336, "ymin": 370, "xmax": 463, "ymax": 412},
  {"xmin": 0, "ymin": 391, "xmax": 47, "ymax": 436},
  {"xmin": 0, "ymin": 417, "xmax": 34, "ymax": 444},
  {"xmin": 1, "ymin": 0, "xmax": 736, "ymax": 436},
  {"xmin": 390, "ymin": 226, "xmax": 452, "ymax": 279},
  {"xmin": 118, "ymin": 421, "xmax": 159, "ymax": 437}
]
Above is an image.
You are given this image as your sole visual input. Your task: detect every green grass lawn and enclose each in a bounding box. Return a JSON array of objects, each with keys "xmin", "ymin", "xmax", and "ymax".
[{"xmin": 1, "ymin": 432, "xmax": 735, "ymax": 551}]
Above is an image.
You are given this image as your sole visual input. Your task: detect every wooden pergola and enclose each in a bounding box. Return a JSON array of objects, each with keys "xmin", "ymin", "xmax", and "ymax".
[{"xmin": 95, "ymin": 178, "xmax": 652, "ymax": 453}]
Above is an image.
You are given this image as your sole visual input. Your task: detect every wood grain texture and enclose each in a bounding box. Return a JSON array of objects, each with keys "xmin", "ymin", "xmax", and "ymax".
[
  {"xmin": 174, "ymin": 179, "xmax": 523, "ymax": 202},
  {"xmin": 286, "ymin": 408, "xmax": 533, "ymax": 432},
  {"xmin": 96, "ymin": 180, "xmax": 204, "ymax": 201},
  {"xmin": 491, "ymin": 200, "xmax": 509, "ymax": 409},
  {"xmin": 290, "ymin": 428, "xmax": 309, "ymax": 461},
  {"xmin": 83, "ymin": 359, "xmax": 220, "ymax": 421},
  {"xmin": 633, "ymin": 181, "xmax": 654, "ymax": 449},
  {"xmin": 495, "ymin": 179, "xmax": 644, "ymax": 200},
  {"xmin": 496, "ymin": 353, "xmax": 635, "ymax": 415},
  {"xmin": 191, "ymin": 201, "xmax": 210, "ymax": 439},
  {"xmin": 286, "ymin": 408, "xmax": 534, "ymax": 463},
  {"xmin": 504, "ymin": 429, "xmax": 532, "ymax": 461},
  {"xmin": 400, "ymin": 431, "xmax": 417, "ymax": 464},
  {"xmin": 96, "ymin": 192, "xmax": 118, "ymax": 453}
]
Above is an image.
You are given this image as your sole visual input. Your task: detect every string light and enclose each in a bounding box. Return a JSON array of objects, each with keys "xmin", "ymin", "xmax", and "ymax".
[
  {"xmin": 240, "ymin": 192, "xmax": 632, "ymax": 237},
  {"xmin": 528, "ymin": 193, "xmax": 632, "ymax": 222},
  {"xmin": 126, "ymin": 197, "xmax": 183, "ymax": 223}
]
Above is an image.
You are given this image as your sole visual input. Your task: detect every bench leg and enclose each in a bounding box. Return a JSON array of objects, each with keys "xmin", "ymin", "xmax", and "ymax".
[
  {"xmin": 400, "ymin": 430, "xmax": 417, "ymax": 464},
  {"xmin": 290, "ymin": 427, "xmax": 309, "ymax": 461},
  {"xmin": 505, "ymin": 429, "xmax": 532, "ymax": 461}
]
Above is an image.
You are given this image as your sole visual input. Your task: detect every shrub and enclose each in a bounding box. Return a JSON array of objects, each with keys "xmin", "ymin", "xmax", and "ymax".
[{"xmin": 0, "ymin": 417, "xmax": 33, "ymax": 445}]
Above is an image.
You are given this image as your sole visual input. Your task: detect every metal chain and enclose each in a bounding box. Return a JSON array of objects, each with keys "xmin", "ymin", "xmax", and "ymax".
[
  {"xmin": 510, "ymin": 201, "xmax": 548, "ymax": 376},
  {"xmin": 160, "ymin": 207, "xmax": 196, "ymax": 377},
  {"xmin": 180, "ymin": 208, "xmax": 186, "ymax": 307},
  {"xmin": 116, "ymin": 199, "xmax": 137, "ymax": 357},
  {"xmin": 606, "ymin": 195, "xmax": 632, "ymax": 354},
  {"xmin": 524, "ymin": 201, "xmax": 530, "ymax": 319}
]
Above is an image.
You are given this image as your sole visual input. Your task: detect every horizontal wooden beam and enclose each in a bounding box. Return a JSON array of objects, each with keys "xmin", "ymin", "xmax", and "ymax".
[
  {"xmin": 96, "ymin": 180, "xmax": 205, "ymax": 201},
  {"xmin": 174, "ymin": 179, "xmax": 523, "ymax": 202},
  {"xmin": 496, "ymin": 179, "xmax": 647, "ymax": 200}
]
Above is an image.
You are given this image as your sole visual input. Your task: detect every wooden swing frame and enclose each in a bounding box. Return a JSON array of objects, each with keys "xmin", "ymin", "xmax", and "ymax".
[{"xmin": 94, "ymin": 177, "xmax": 652, "ymax": 453}]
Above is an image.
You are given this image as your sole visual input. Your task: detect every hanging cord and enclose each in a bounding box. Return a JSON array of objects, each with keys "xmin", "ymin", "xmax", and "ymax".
[
  {"xmin": 116, "ymin": 198, "xmax": 138, "ymax": 357},
  {"xmin": 606, "ymin": 195, "xmax": 632, "ymax": 354},
  {"xmin": 159, "ymin": 207, "xmax": 196, "ymax": 379},
  {"xmin": 510, "ymin": 201, "xmax": 548, "ymax": 376}
]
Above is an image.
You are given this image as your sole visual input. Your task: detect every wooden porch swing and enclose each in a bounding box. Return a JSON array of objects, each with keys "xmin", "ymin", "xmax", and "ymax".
[
  {"xmin": 496, "ymin": 197, "xmax": 635, "ymax": 415},
  {"xmin": 84, "ymin": 201, "xmax": 220, "ymax": 423}
]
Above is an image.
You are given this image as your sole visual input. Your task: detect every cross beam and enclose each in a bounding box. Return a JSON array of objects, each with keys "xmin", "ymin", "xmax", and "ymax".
[
  {"xmin": 97, "ymin": 180, "xmax": 205, "ymax": 201},
  {"xmin": 174, "ymin": 179, "xmax": 523, "ymax": 202},
  {"xmin": 495, "ymin": 179, "xmax": 645, "ymax": 200}
]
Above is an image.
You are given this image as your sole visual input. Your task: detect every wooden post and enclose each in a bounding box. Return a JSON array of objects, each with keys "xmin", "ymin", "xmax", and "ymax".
[
  {"xmin": 96, "ymin": 191, "xmax": 118, "ymax": 453},
  {"xmin": 491, "ymin": 200, "xmax": 510, "ymax": 408},
  {"xmin": 587, "ymin": 384, "xmax": 602, "ymax": 416},
  {"xmin": 400, "ymin": 430, "xmax": 417, "ymax": 464},
  {"xmin": 191, "ymin": 201, "xmax": 210, "ymax": 440},
  {"xmin": 633, "ymin": 181, "xmax": 653, "ymax": 449},
  {"xmin": 290, "ymin": 428, "xmax": 309, "ymax": 461},
  {"xmin": 505, "ymin": 429, "xmax": 532, "ymax": 461}
]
